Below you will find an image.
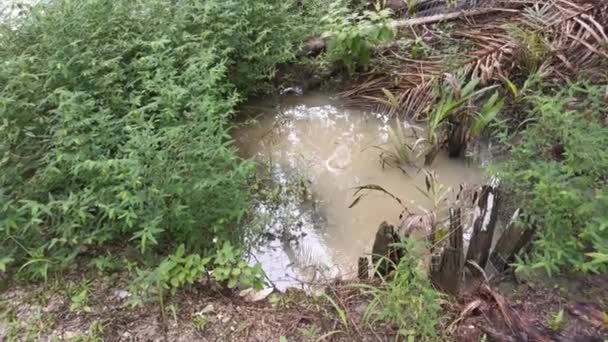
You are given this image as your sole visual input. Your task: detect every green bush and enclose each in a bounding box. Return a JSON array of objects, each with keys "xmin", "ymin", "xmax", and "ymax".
[
  {"xmin": 0, "ymin": 0, "xmax": 307, "ymax": 281},
  {"xmin": 495, "ymin": 83, "xmax": 608, "ymax": 274},
  {"xmin": 321, "ymin": 3, "xmax": 394, "ymax": 74}
]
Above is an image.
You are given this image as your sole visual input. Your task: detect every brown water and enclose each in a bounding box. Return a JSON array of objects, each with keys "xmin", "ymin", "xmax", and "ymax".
[{"xmin": 235, "ymin": 95, "xmax": 484, "ymax": 291}]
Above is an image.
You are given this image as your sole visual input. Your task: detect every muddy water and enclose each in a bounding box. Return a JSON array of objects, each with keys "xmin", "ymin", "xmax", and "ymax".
[{"xmin": 235, "ymin": 95, "xmax": 484, "ymax": 291}]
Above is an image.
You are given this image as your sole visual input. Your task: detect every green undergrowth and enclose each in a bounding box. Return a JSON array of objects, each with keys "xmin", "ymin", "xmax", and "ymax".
[
  {"xmin": 0, "ymin": 0, "xmax": 336, "ymax": 296},
  {"xmin": 494, "ymin": 82, "xmax": 608, "ymax": 274},
  {"xmin": 321, "ymin": 2, "xmax": 394, "ymax": 74},
  {"xmin": 361, "ymin": 240, "xmax": 443, "ymax": 341}
]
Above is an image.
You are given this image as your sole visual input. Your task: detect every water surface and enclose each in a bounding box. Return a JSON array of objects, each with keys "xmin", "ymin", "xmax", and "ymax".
[{"xmin": 235, "ymin": 95, "xmax": 483, "ymax": 290}]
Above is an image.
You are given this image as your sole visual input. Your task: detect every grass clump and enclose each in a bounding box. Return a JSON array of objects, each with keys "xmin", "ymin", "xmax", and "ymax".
[{"xmin": 362, "ymin": 240, "xmax": 442, "ymax": 340}]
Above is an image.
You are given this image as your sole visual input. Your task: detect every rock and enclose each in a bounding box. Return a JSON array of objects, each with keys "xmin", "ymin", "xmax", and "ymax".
[
  {"xmin": 302, "ymin": 36, "xmax": 326, "ymax": 57},
  {"xmin": 325, "ymin": 144, "xmax": 351, "ymax": 172},
  {"xmin": 239, "ymin": 288, "xmax": 274, "ymax": 302},
  {"xmin": 218, "ymin": 314, "xmax": 231, "ymax": 324},
  {"xmin": 384, "ymin": 0, "xmax": 408, "ymax": 15},
  {"xmin": 113, "ymin": 289, "xmax": 130, "ymax": 300},
  {"xmin": 279, "ymin": 86, "xmax": 303, "ymax": 96},
  {"xmin": 199, "ymin": 304, "xmax": 214, "ymax": 315},
  {"xmin": 63, "ymin": 331, "xmax": 81, "ymax": 339}
]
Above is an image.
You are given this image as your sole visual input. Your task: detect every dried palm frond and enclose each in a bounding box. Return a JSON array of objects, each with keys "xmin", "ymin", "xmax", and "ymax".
[
  {"xmin": 399, "ymin": 81, "xmax": 436, "ymax": 120},
  {"xmin": 544, "ymin": 3, "xmax": 608, "ymax": 79},
  {"xmin": 340, "ymin": 0, "xmax": 607, "ymax": 113},
  {"xmin": 453, "ymin": 25, "xmax": 516, "ymax": 82}
]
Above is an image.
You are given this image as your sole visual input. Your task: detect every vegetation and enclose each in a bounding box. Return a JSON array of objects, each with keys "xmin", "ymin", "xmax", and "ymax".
[
  {"xmin": 340, "ymin": 0, "xmax": 608, "ymax": 276},
  {"xmin": 0, "ymin": 0, "xmax": 323, "ymax": 291},
  {"xmin": 321, "ymin": 2, "xmax": 394, "ymax": 74},
  {"xmin": 496, "ymin": 82, "xmax": 608, "ymax": 274},
  {"xmin": 1, "ymin": 0, "xmax": 607, "ymax": 339},
  {"xmin": 420, "ymin": 75, "xmax": 502, "ymax": 165},
  {"xmin": 362, "ymin": 240, "xmax": 442, "ymax": 341}
]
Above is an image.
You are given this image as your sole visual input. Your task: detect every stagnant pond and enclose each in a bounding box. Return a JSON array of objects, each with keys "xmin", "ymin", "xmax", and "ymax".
[{"xmin": 235, "ymin": 95, "xmax": 484, "ymax": 291}]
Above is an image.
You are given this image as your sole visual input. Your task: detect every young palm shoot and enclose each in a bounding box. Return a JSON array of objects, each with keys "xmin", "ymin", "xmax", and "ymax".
[
  {"xmin": 470, "ymin": 91, "xmax": 504, "ymax": 139},
  {"xmin": 378, "ymin": 118, "xmax": 421, "ymax": 174},
  {"xmin": 370, "ymin": 88, "xmax": 422, "ymax": 174},
  {"xmin": 418, "ymin": 75, "xmax": 497, "ymax": 165}
]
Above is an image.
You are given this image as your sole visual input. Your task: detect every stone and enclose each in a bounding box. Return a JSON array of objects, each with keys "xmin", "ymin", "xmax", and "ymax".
[
  {"xmin": 239, "ymin": 288, "xmax": 274, "ymax": 302},
  {"xmin": 199, "ymin": 304, "xmax": 214, "ymax": 315},
  {"xmin": 113, "ymin": 289, "xmax": 130, "ymax": 300},
  {"xmin": 302, "ymin": 36, "xmax": 326, "ymax": 57}
]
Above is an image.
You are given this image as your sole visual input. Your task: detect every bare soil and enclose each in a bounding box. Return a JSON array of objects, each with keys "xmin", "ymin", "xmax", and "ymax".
[{"xmin": 1, "ymin": 271, "xmax": 607, "ymax": 341}]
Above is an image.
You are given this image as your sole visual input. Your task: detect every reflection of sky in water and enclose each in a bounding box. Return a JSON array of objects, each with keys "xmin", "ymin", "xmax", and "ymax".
[
  {"xmin": 248, "ymin": 158, "xmax": 338, "ymax": 292},
  {"xmin": 239, "ymin": 96, "xmax": 484, "ymax": 291}
]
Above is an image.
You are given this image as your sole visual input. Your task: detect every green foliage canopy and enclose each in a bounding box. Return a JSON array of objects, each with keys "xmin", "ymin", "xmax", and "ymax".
[{"xmin": 0, "ymin": 0, "xmax": 307, "ymax": 279}]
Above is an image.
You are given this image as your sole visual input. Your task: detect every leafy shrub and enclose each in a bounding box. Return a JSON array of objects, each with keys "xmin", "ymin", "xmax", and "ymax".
[
  {"xmin": 322, "ymin": 3, "xmax": 394, "ymax": 74},
  {"xmin": 0, "ymin": 0, "xmax": 307, "ymax": 282},
  {"xmin": 495, "ymin": 82, "xmax": 608, "ymax": 274},
  {"xmin": 129, "ymin": 242, "xmax": 264, "ymax": 305}
]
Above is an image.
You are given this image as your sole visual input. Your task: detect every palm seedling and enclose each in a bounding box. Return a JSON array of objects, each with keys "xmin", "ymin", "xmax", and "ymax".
[
  {"xmin": 416, "ymin": 74, "xmax": 501, "ymax": 165},
  {"xmin": 366, "ymin": 88, "xmax": 422, "ymax": 174},
  {"xmin": 377, "ymin": 117, "xmax": 422, "ymax": 174}
]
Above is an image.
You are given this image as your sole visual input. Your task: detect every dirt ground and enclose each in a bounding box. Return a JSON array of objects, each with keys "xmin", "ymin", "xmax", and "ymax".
[
  {"xmin": 1, "ymin": 270, "xmax": 607, "ymax": 341},
  {"xmin": 0, "ymin": 273, "xmax": 395, "ymax": 341},
  {"xmin": 453, "ymin": 273, "xmax": 608, "ymax": 342}
]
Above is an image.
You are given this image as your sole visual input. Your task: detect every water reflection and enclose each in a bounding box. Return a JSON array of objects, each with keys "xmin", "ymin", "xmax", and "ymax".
[{"xmin": 235, "ymin": 95, "xmax": 483, "ymax": 291}]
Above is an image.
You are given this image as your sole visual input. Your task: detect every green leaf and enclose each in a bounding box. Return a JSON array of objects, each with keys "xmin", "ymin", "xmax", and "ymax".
[{"xmin": 0, "ymin": 257, "xmax": 14, "ymax": 272}]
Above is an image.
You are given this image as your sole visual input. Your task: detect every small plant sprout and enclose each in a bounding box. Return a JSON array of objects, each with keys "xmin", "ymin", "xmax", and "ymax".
[
  {"xmin": 548, "ymin": 308, "xmax": 565, "ymax": 331},
  {"xmin": 375, "ymin": 117, "xmax": 421, "ymax": 174}
]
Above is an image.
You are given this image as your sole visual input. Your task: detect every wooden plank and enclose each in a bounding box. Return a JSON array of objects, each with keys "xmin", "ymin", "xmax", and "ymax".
[
  {"xmin": 431, "ymin": 208, "xmax": 464, "ymax": 295},
  {"xmin": 371, "ymin": 221, "xmax": 403, "ymax": 278},
  {"xmin": 389, "ymin": 8, "xmax": 519, "ymax": 28},
  {"xmin": 465, "ymin": 177, "xmax": 500, "ymax": 270},
  {"xmin": 489, "ymin": 209, "xmax": 536, "ymax": 271}
]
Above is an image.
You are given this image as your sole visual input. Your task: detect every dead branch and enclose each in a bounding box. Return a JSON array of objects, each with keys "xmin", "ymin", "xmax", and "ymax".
[{"xmin": 390, "ymin": 8, "xmax": 520, "ymax": 28}]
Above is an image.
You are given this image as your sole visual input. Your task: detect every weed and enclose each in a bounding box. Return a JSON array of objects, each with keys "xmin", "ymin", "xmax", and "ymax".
[
  {"xmin": 129, "ymin": 242, "xmax": 263, "ymax": 305},
  {"xmin": 298, "ymin": 324, "xmax": 322, "ymax": 339},
  {"xmin": 417, "ymin": 75, "xmax": 501, "ymax": 165},
  {"xmin": 359, "ymin": 239, "xmax": 442, "ymax": 341},
  {"xmin": 0, "ymin": 0, "xmax": 316, "ymax": 299},
  {"xmin": 68, "ymin": 279, "xmax": 92, "ymax": 312},
  {"xmin": 547, "ymin": 308, "xmax": 565, "ymax": 331},
  {"xmin": 321, "ymin": 293, "xmax": 349, "ymax": 331},
  {"xmin": 375, "ymin": 117, "xmax": 419, "ymax": 173},
  {"xmin": 506, "ymin": 24, "xmax": 548, "ymax": 76},
  {"xmin": 192, "ymin": 314, "xmax": 208, "ymax": 332},
  {"xmin": 90, "ymin": 255, "xmax": 121, "ymax": 274}
]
